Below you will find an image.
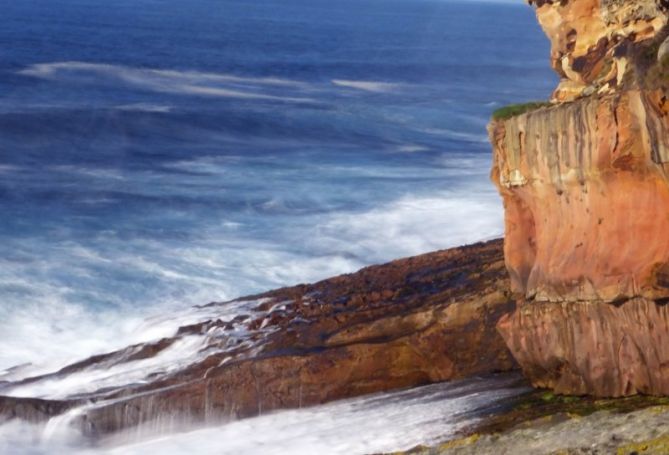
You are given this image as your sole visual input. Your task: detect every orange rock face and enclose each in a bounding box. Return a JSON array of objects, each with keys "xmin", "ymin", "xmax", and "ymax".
[
  {"xmin": 491, "ymin": 0, "xmax": 669, "ymax": 396},
  {"xmin": 491, "ymin": 90, "xmax": 669, "ymax": 303}
]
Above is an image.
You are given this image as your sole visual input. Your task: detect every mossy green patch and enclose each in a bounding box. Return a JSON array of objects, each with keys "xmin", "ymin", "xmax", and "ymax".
[
  {"xmin": 540, "ymin": 391, "xmax": 580, "ymax": 404},
  {"xmin": 388, "ymin": 435, "xmax": 482, "ymax": 455},
  {"xmin": 492, "ymin": 101, "xmax": 551, "ymax": 121},
  {"xmin": 641, "ymin": 53, "xmax": 669, "ymax": 90},
  {"xmin": 386, "ymin": 394, "xmax": 669, "ymax": 455},
  {"xmin": 464, "ymin": 391, "xmax": 669, "ymax": 438},
  {"xmin": 436, "ymin": 434, "xmax": 481, "ymax": 451},
  {"xmin": 617, "ymin": 434, "xmax": 669, "ymax": 454}
]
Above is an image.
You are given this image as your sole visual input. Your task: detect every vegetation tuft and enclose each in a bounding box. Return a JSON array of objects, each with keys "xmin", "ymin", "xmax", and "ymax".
[{"xmin": 492, "ymin": 101, "xmax": 551, "ymax": 121}]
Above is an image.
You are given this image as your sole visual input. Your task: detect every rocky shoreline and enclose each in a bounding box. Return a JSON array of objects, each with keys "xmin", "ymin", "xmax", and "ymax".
[
  {"xmin": 0, "ymin": 239, "xmax": 519, "ymax": 440},
  {"xmin": 3, "ymin": 237, "xmax": 667, "ymax": 453}
]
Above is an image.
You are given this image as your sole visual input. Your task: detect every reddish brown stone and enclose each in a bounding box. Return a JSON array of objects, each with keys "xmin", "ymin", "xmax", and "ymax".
[{"xmin": 497, "ymin": 298, "xmax": 669, "ymax": 397}]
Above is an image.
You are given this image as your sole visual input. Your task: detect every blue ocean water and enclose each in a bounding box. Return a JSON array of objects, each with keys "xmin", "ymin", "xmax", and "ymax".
[{"xmin": 0, "ymin": 0, "xmax": 555, "ymax": 372}]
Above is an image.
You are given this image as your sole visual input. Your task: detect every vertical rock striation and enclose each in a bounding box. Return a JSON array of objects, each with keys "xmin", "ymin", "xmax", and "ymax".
[
  {"xmin": 492, "ymin": 90, "xmax": 669, "ymax": 303},
  {"xmin": 492, "ymin": 0, "xmax": 669, "ymax": 396}
]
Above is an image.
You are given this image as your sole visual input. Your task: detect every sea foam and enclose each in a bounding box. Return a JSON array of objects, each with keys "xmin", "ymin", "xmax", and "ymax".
[{"xmin": 0, "ymin": 374, "xmax": 527, "ymax": 455}]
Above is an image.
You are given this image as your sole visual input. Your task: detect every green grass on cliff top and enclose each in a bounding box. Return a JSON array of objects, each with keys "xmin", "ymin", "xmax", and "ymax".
[{"xmin": 492, "ymin": 101, "xmax": 551, "ymax": 121}]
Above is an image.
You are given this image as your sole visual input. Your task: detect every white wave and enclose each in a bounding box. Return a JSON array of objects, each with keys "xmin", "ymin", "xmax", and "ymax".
[
  {"xmin": 395, "ymin": 144, "xmax": 430, "ymax": 153},
  {"xmin": 0, "ymin": 151, "xmax": 501, "ymax": 382},
  {"xmin": 0, "ymin": 243, "xmax": 225, "ymax": 380},
  {"xmin": 49, "ymin": 165, "xmax": 126, "ymax": 181},
  {"xmin": 114, "ymin": 103, "xmax": 173, "ymax": 113},
  {"xmin": 0, "ymin": 292, "xmax": 148, "ymax": 381},
  {"xmin": 20, "ymin": 62, "xmax": 308, "ymax": 88},
  {"xmin": 2, "ymin": 294, "xmax": 273, "ymax": 399},
  {"xmin": 19, "ymin": 62, "xmax": 314, "ymax": 103},
  {"xmin": 0, "ymin": 165, "xmax": 20, "ymax": 174},
  {"xmin": 5, "ymin": 335, "xmax": 207, "ymax": 399},
  {"xmin": 0, "ymin": 180, "xmax": 502, "ymax": 379},
  {"xmin": 309, "ymin": 188, "xmax": 503, "ymax": 264},
  {"xmin": 0, "ymin": 188, "xmax": 500, "ymax": 379},
  {"xmin": 332, "ymin": 79, "xmax": 400, "ymax": 93},
  {"xmin": 0, "ymin": 375, "xmax": 526, "ymax": 455},
  {"xmin": 0, "ymin": 234, "xmax": 359, "ymax": 380}
]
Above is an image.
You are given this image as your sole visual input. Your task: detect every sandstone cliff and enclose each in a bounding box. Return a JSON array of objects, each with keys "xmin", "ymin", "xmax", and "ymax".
[{"xmin": 491, "ymin": 0, "xmax": 669, "ymax": 396}]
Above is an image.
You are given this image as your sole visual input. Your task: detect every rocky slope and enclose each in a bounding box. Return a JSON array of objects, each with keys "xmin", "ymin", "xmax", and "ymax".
[
  {"xmin": 490, "ymin": 0, "xmax": 669, "ymax": 396},
  {"xmin": 0, "ymin": 240, "xmax": 517, "ymax": 439}
]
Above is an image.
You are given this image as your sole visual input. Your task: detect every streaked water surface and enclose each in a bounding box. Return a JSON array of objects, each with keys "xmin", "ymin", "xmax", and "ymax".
[{"xmin": 0, "ymin": 373, "xmax": 529, "ymax": 455}]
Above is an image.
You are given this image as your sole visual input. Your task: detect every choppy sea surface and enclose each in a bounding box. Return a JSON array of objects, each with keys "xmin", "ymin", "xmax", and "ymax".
[{"xmin": 0, "ymin": 0, "xmax": 554, "ymax": 451}]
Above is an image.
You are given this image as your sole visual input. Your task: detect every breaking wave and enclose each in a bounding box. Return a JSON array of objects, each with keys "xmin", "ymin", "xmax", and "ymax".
[{"xmin": 0, "ymin": 180, "xmax": 502, "ymax": 378}]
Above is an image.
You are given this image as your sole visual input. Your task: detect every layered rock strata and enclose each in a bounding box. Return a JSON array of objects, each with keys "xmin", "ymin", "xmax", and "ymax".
[
  {"xmin": 0, "ymin": 240, "xmax": 516, "ymax": 438},
  {"xmin": 491, "ymin": 0, "xmax": 669, "ymax": 396}
]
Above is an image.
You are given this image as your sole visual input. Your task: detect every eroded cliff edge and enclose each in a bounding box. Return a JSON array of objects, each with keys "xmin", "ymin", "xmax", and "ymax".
[{"xmin": 491, "ymin": 0, "xmax": 669, "ymax": 396}]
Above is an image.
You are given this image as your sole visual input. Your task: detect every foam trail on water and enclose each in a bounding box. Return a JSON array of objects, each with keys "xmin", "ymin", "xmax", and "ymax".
[
  {"xmin": 0, "ymin": 374, "xmax": 528, "ymax": 455},
  {"xmin": 19, "ymin": 62, "xmax": 310, "ymax": 88},
  {"xmin": 114, "ymin": 103, "xmax": 173, "ymax": 113},
  {"xmin": 19, "ymin": 62, "xmax": 316, "ymax": 102},
  {"xmin": 421, "ymin": 127, "xmax": 491, "ymax": 143},
  {"xmin": 332, "ymin": 79, "xmax": 401, "ymax": 93}
]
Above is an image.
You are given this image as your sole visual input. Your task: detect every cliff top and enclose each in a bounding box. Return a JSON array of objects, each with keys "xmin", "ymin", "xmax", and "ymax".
[{"xmin": 527, "ymin": 0, "xmax": 669, "ymax": 102}]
